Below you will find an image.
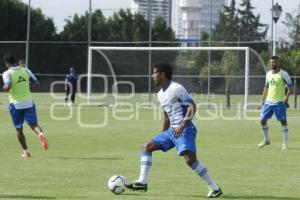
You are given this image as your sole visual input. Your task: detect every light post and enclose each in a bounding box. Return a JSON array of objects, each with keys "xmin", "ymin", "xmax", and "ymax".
[
  {"xmin": 25, "ymin": 0, "xmax": 31, "ymax": 68},
  {"xmin": 271, "ymin": 2, "xmax": 282, "ymax": 56}
]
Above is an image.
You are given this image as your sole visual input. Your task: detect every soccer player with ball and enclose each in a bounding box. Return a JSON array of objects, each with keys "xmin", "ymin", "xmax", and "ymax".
[
  {"xmin": 126, "ymin": 63, "xmax": 222, "ymax": 198},
  {"xmin": 258, "ymin": 56, "xmax": 293, "ymax": 150}
]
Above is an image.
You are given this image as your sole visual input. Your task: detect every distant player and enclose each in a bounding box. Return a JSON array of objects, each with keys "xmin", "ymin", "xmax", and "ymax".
[
  {"xmin": 18, "ymin": 60, "xmax": 26, "ymax": 68},
  {"xmin": 18, "ymin": 59, "xmax": 38, "ymax": 81},
  {"xmin": 126, "ymin": 63, "xmax": 222, "ymax": 198},
  {"xmin": 258, "ymin": 56, "xmax": 293, "ymax": 150},
  {"xmin": 2, "ymin": 53, "xmax": 48, "ymax": 157},
  {"xmin": 65, "ymin": 67, "xmax": 78, "ymax": 106}
]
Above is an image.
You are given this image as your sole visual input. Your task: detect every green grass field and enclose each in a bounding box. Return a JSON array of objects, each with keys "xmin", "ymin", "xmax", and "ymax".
[{"xmin": 0, "ymin": 93, "xmax": 300, "ymax": 200}]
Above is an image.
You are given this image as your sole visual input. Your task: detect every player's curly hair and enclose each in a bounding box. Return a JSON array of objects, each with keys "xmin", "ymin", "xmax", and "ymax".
[
  {"xmin": 3, "ymin": 53, "xmax": 16, "ymax": 65},
  {"xmin": 152, "ymin": 63, "xmax": 173, "ymax": 80}
]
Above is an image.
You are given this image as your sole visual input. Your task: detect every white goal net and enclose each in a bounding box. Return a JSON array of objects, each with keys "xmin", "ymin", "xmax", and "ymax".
[{"xmin": 86, "ymin": 46, "xmax": 267, "ymax": 110}]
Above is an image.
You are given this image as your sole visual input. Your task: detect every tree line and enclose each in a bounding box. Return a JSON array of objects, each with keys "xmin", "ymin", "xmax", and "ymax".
[
  {"xmin": 0, "ymin": 0, "xmax": 175, "ymax": 76},
  {"xmin": 1, "ymin": 0, "xmax": 299, "ymax": 101}
]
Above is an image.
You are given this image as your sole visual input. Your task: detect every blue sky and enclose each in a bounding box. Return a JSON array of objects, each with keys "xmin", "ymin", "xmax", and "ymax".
[{"xmin": 21, "ymin": 0, "xmax": 297, "ymax": 40}]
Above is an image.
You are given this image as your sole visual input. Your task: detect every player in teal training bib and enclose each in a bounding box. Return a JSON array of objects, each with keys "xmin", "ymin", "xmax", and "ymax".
[
  {"xmin": 2, "ymin": 53, "xmax": 49, "ymax": 158},
  {"xmin": 258, "ymin": 56, "xmax": 293, "ymax": 150}
]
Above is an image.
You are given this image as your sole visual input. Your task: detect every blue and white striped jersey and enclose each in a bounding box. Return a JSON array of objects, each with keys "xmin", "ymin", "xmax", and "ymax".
[{"xmin": 157, "ymin": 81, "xmax": 194, "ymax": 128}]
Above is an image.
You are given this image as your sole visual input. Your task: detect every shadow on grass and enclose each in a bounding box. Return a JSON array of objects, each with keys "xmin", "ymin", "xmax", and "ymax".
[
  {"xmin": 122, "ymin": 193, "xmax": 300, "ymax": 200},
  {"xmin": 0, "ymin": 195, "xmax": 56, "ymax": 199},
  {"xmin": 122, "ymin": 193, "xmax": 203, "ymax": 198},
  {"xmin": 223, "ymin": 195, "xmax": 300, "ymax": 200},
  {"xmin": 50, "ymin": 156, "xmax": 123, "ymax": 161}
]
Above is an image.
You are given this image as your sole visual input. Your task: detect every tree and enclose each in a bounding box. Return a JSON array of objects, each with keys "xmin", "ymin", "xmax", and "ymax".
[
  {"xmin": 290, "ymin": 50, "xmax": 300, "ymax": 108},
  {"xmin": 238, "ymin": 0, "xmax": 268, "ymax": 50},
  {"xmin": 199, "ymin": 51, "xmax": 239, "ymax": 107},
  {"xmin": 152, "ymin": 16, "xmax": 175, "ymax": 42},
  {"xmin": 220, "ymin": 51, "xmax": 239, "ymax": 107},
  {"xmin": 212, "ymin": 0, "xmax": 268, "ymax": 51},
  {"xmin": 212, "ymin": 0, "xmax": 239, "ymax": 42},
  {"xmin": 0, "ymin": 0, "xmax": 58, "ymax": 77},
  {"xmin": 199, "ymin": 61, "xmax": 223, "ymax": 93},
  {"xmin": 0, "ymin": 0, "xmax": 56, "ymax": 41},
  {"xmin": 282, "ymin": 4, "xmax": 300, "ymax": 48},
  {"xmin": 61, "ymin": 13, "xmax": 89, "ymax": 41}
]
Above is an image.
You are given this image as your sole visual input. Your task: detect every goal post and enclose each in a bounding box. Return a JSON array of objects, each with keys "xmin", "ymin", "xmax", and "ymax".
[{"xmin": 87, "ymin": 46, "xmax": 250, "ymax": 109}]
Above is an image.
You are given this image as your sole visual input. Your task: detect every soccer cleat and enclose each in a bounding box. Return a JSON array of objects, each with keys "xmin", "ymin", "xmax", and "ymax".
[
  {"xmin": 207, "ymin": 187, "xmax": 223, "ymax": 198},
  {"xmin": 257, "ymin": 140, "xmax": 271, "ymax": 148},
  {"xmin": 282, "ymin": 144, "xmax": 288, "ymax": 150},
  {"xmin": 39, "ymin": 134, "xmax": 49, "ymax": 150},
  {"xmin": 125, "ymin": 182, "xmax": 148, "ymax": 192},
  {"xmin": 22, "ymin": 152, "xmax": 31, "ymax": 158}
]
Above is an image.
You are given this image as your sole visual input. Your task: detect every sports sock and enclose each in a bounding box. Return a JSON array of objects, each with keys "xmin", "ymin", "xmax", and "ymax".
[
  {"xmin": 282, "ymin": 125, "xmax": 288, "ymax": 146},
  {"xmin": 138, "ymin": 151, "xmax": 152, "ymax": 184},
  {"xmin": 23, "ymin": 149, "xmax": 30, "ymax": 153},
  {"xmin": 261, "ymin": 125, "xmax": 270, "ymax": 142},
  {"xmin": 191, "ymin": 161, "xmax": 219, "ymax": 191}
]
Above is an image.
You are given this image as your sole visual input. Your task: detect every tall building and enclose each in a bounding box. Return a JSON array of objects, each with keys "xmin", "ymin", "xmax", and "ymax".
[
  {"xmin": 131, "ymin": 0, "xmax": 226, "ymax": 43},
  {"xmin": 172, "ymin": 0, "xmax": 226, "ymax": 41},
  {"xmin": 199, "ymin": 0, "xmax": 225, "ymax": 34},
  {"xmin": 130, "ymin": 0, "xmax": 172, "ymax": 27}
]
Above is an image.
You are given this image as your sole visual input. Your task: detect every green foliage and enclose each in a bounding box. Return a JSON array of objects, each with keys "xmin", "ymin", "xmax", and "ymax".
[
  {"xmin": 290, "ymin": 49, "xmax": 300, "ymax": 75},
  {"xmin": 221, "ymin": 51, "xmax": 239, "ymax": 80},
  {"xmin": 238, "ymin": 0, "xmax": 267, "ymax": 41},
  {"xmin": 282, "ymin": 4, "xmax": 300, "ymax": 49},
  {"xmin": 0, "ymin": 0, "xmax": 56, "ymax": 41},
  {"xmin": 213, "ymin": 0, "xmax": 239, "ymax": 42},
  {"xmin": 152, "ymin": 16, "xmax": 175, "ymax": 42},
  {"xmin": 107, "ymin": 9, "xmax": 135, "ymax": 41},
  {"xmin": 212, "ymin": 0, "xmax": 268, "ymax": 51}
]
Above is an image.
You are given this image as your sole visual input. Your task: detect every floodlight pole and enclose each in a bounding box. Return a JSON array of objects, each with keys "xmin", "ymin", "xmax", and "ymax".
[
  {"xmin": 271, "ymin": 2, "xmax": 282, "ymax": 56},
  {"xmin": 87, "ymin": 0, "xmax": 92, "ymax": 102},
  {"xmin": 148, "ymin": 0, "xmax": 152, "ymax": 105},
  {"xmin": 88, "ymin": 0, "xmax": 92, "ymax": 45},
  {"xmin": 25, "ymin": 0, "xmax": 31, "ymax": 67},
  {"xmin": 207, "ymin": 0, "xmax": 212, "ymax": 101}
]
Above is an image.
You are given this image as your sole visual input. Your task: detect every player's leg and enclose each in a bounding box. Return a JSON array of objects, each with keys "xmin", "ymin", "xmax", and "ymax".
[
  {"xmin": 25, "ymin": 105, "xmax": 48, "ymax": 150},
  {"xmin": 258, "ymin": 104, "xmax": 273, "ymax": 147},
  {"xmin": 126, "ymin": 140, "xmax": 159, "ymax": 192},
  {"xmin": 280, "ymin": 120, "xmax": 288, "ymax": 150},
  {"xmin": 65, "ymin": 86, "xmax": 70, "ymax": 104},
  {"xmin": 175, "ymin": 126, "xmax": 222, "ymax": 198},
  {"xmin": 126, "ymin": 129, "xmax": 174, "ymax": 192},
  {"xmin": 183, "ymin": 151, "xmax": 222, "ymax": 198},
  {"xmin": 16, "ymin": 128, "xmax": 31, "ymax": 157},
  {"xmin": 71, "ymin": 86, "xmax": 76, "ymax": 104},
  {"xmin": 274, "ymin": 102, "xmax": 288, "ymax": 150},
  {"xmin": 16, "ymin": 128, "xmax": 27, "ymax": 150},
  {"xmin": 8, "ymin": 104, "xmax": 31, "ymax": 157},
  {"xmin": 137, "ymin": 141, "xmax": 158, "ymax": 184}
]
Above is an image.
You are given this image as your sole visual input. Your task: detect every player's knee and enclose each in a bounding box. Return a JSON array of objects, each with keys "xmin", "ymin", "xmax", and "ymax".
[
  {"xmin": 185, "ymin": 156, "xmax": 196, "ymax": 166},
  {"xmin": 142, "ymin": 141, "xmax": 155, "ymax": 152},
  {"xmin": 280, "ymin": 120, "xmax": 287, "ymax": 126},
  {"xmin": 29, "ymin": 124, "xmax": 37, "ymax": 130},
  {"xmin": 260, "ymin": 119, "xmax": 267, "ymax": 125},
  {"xmin": 183, "ymin": 152, "xmax": 197, "ymax": 166}
]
